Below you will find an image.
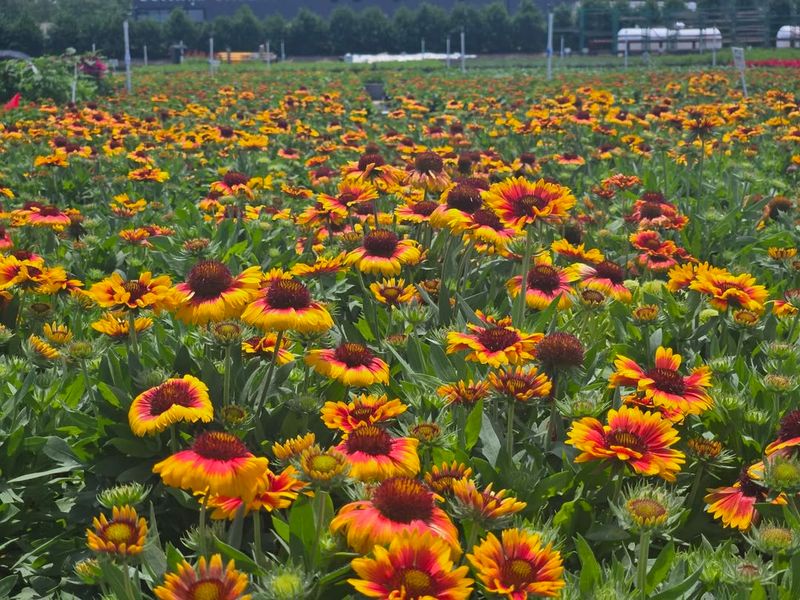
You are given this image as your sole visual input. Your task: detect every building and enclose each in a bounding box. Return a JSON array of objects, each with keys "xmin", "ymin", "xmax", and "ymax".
[{"xmin": 132, "ymin": 1, "xmax": 554, "ymax": 22}]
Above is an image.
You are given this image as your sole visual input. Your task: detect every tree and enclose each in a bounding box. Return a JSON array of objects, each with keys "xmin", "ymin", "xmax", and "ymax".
[
  {"xmin": 392, "ymin": 7, "xmax": 417, "ymax": 52},
  {"xmin": 329, "ymin": 7, "xmax": 360, "ymax": 54},
  {"xmin": 450, "ymin": 2, "xmax": 485, "ymax": 56},
  {"xmin": 263, "ymin": 14, "xmax": 287, "ymax": 47},
  {"xmin": 130, "ymin": 19, "xmax": 166, "ymax": 59},
  {"xmin": 287, "ymin": 9, "xmax": 330, "ymax": 56},
  {"xmin": 481, "ymin": 2, "xmax": 513, "ymax": 53},
  {"xmin": 413, "ymin": 3, "xmax": 449, "ymax": 52},
  {"xmin": 357, "ymin": 7, "xmax": 396, "ymax": 53},
  {"xmin": 165, "ymin": 8, "xmax": 199, "ymax": 49},
  {"xmin": 232, "ymin": 5, "xmax": 263, "ymax": 52},
  {"xmin": 0, "ymin": 14, "xmax": 44, "ymax": 55},
  {"xmin": 512, "ymin": 0, "xmax": 546, "ymax": 53}
]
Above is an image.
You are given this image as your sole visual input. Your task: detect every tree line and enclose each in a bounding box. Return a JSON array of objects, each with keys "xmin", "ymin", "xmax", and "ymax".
[{"xmin": 0, "ymin": 0, "xmax": 798, "ymax": 59}]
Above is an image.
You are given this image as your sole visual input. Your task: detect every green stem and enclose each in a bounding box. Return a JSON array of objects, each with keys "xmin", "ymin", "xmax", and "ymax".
[
  {"xmin": 121, "ymin": 558, "xmax": 137, "ymax": 600},
  {"xmin": 686, "ymin": 464, "xmax": 705, "ymax": 510},
  {"xmin": 14, "ymin": 290, "xmax": 26, "ymax": 331},
  {"xmin": 612, "ymin": 466, "xmax": 625, "ymax": 504},
  {"xmin": 223, "ymin": 343, "xmax": 233, "ymax": 406},
  {"xmin": 199, "ymin": 491, "xmax": 209, "ymax": 558},
  {"xmin": 127, "ymin": 310, "xmax": 140, "ymax": 364},
  {"xmin": 513, "ymin": 226, "xmax": 535, "ymax": 327},
  {"xmin": 312, "ymin": 490, "xmax": 329, "ymax": 565},
  {"xmin": 637, "ymin": 530, "xmax": 651, "ymax": 600},
  {"xmin": 506, "ymin": 397, "xmax": 516, "ymax": 461},
  {"xmin": 169, "ymin": 425, "xmax": 179, "ymax": 453},
  {"xmin": 464, "ymin": 519, "xmax": 481, "ymax": 554},
  {"xmin": 252, "ymin": 509, "xmax": 263, "ymax": 561},
  {"xmin": 254, "ymin": 330, "xmax": 284, "ymax": 415}
]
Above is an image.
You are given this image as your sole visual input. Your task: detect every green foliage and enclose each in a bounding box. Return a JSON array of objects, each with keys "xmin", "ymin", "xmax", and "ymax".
[{"xmin": 0, "ymin": 54, "xmax": 106, "ymax": 103}]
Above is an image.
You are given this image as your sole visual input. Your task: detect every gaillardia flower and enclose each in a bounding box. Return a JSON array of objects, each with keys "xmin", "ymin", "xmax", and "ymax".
[
  {"xmin": 446, "ymin": 314, "xmax": 542, "ymax": 368},
  {"xmin": 207, "ymin": 466, "xmax": 307, "ymax": 520},
  {"xmin": 306, "ymin": 342, "xmax": 389, "ymax": 386},
  {"xmin": 330, "ymin": 476, "xmax": 461, "ymax": 556},
  {"xmin": 609, "ymin": 346, "xmax": 713, "ymax": 416},
  {"xmin": 765, "ymin": 410, "xmax": 800, "ymax": 455},
  {"xmin": 154, "ymin": 554, "xmax": 250, "ymax": 600},
  {"xmin": 174, "ymin": 261, "xmax": 261, "ymax": 325},
  {"xmin": 345, "ymin": 229, "xmax": 421, "ymax": 276},
  {"xmin": 241, "ymin": 278, "xmax": 333, "ymax": 333},
  {"xmin": 506, "ymin": 253, "xmax": 578, "ymax": 310},
  {"xmin": 86, "ymin": 505, "xmax": 148, "ymax": 557},
  {"xmin": 483, "ymin": 177, "xmax": 576, "ymax": 229},
  {"xmin": 467, "ymin": 528, "xmax": 565, "ymax": 599},
  {"xmin": 705, "ymin": 468, "xmax": 768, "ymax": 530},
  {"xmin": 348, "ymin": 531, "xmax": 473, "ymax": 600},
  {"xmin": 87, "ymin": 271, "xmax": 176, "ymax": 312},
  {"xmin": 153, "ymin": 431, "xmax": 269, "ymax": 501},
  {"xmin": 566, "ymin": 405, "xmax": 685, "ymax": 481},
  {"xmin": 335, "ymin": 425, "xmax": 420, "ymax": 481},
  {"xmin": 321, "ymin": 393, "xmax": 407, "ymax": 432},
  {"xmin": 129, "ymin": 374, "xmax": 213, "ymax": 437}
]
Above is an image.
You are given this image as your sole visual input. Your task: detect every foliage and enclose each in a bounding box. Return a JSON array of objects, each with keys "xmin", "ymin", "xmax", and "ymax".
[{"xmin": 0, "ymin": 53, "xmax": 108, "ymax": 104}]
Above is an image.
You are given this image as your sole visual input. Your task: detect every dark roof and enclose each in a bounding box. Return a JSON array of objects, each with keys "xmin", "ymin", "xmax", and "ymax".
[{"xmin": 133, "ymin": 1, "xmax": 558, "ymax": 20}]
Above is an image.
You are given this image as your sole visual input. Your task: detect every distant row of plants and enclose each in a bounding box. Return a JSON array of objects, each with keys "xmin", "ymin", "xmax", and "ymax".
[{"xmin": 0, "ymin": 52, "xmax": 111, "ymax": 104}]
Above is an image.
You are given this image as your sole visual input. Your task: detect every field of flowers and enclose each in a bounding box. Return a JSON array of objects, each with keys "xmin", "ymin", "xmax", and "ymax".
[{"xmin": 1, "ymin": 64, "xmax": 800, "ymax": 599}]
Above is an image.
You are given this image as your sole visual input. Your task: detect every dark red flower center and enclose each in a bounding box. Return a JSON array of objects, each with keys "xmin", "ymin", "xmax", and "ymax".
[
  {"xmin": 363, "ymin": 230, "xmax": 399, "ymax": 258},
  {"xmin": 353, "ymin": 201, "xmax": 375, "ymax": 216},
  {"xmin": 640, "ymin": 191, "xmax": 665, "ymax": 203},
  {"xmin": 338, "ymin": 192, "xmax": 358, "ymax": 205},
  {"xmin": 605, "ymin": 429, "xmax": 647, "ymax": 453},
  {"xmin": 394, "ymin": 569, "xmax": 435, "ymax": 597},
  {"xmin": 471, "ymin": 208, "xmax": 502, "ymax": 229},
  {"xmin": 350, "ymin": 405, "xmax": 376, "ymax": 421},
  {"xmin": 414, "ymin": 151, "xmax": 444, "ymax": 174},
  {"xmin": 593, "ymin": 260, "xmax": 625, "ymax": 284},
  {"xmin": 645, "ymin": 368, "xmax": 686, "ymax": 395},
  {"xmin": 357, "ymin": 153, "xmax": 385, "ymax": 171},
  {"xmin": 37, "ymin": 205, "xmax": 63, "ymax": 217},
  {"xmin": 778, "ymin": 409, "xmax": 800, "ymax": 441},
  {"xmin": 344, "ymin": 425, "xmax": 393, "ymax": 456},
  {"xmin": 477, "ymin": 327, "xmax": 521, "ymax": 352},
  {"xmin": 527, "ymin": 265, "xmax": 561, "ymax": 293},
  {"xmin": 187, "ymin": 261, "xmax": 234, "ymax": 300},
  {"xmin": 412, "ymin": 200, "xmax": 438, "ymax": 216},
  {"xmin": 372, "ymin": 477, "xmax": 434, "ymax": 523},
  {"xmin": 519, "ymin": 152, "xmax": 537, "ymax": 165},
  {"xmin": 218, "ymin": 126, "xmax": 234, "ymax": 138},
  {"xmin": 122, "ymin": 280, "xmax": 148, "ymax": 302},
  {"xmin": 446, "ymin": 184, "xmax": 483, "ymax": 213},
  {"xmin": 639, "ymin": 202, "xmax": 665, "ymax": 219},
  {"xmin": 334, "ymin": 342, "xmax": 375, "ymax": 367},
  {"xmin": 501, "ymin": 558, "xmax": 538, "ymax": 589},
  {"xmin": 222, "ymin": 171, "xmax": 249, "ymax": 187},
  {"xmin": 516, "ymin": 190, "xmax": 558, "ymax": 216},
  {"xmin": 148, "ymin": 380, "xmax": 194, "ymax": 415},
  {"xmin": 266, "ymin": 279, "xmax": 312, "ymax": 310},
  {"xmin": 536, "ymin": 332, "xmax": 585, "ymax": 368},
  {"xmin": 191, "ymin": 431, "xmax": 249, "ymax": 461},
  {"xmin": 738, "ymin": 469, "xmax": 766, "ymax": 499}
]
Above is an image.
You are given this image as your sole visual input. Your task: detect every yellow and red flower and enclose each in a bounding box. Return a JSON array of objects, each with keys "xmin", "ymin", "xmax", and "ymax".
[
  {"xmin": 86, "ymin": 505, "xmax": 147, "ymax": 557},
  {"xmin": 241, "ymin": 333, "xmax": 295, "ymax": 365},
  {"xmin": 405, "ymin": 151, "xmax": 452, "ymax": 192},
  {"xmin": 451, "ymin": 479, "xmax": 527, "ymax": 523},
  {"xmin": 154, "ymin": 554, "xmax": 250, "ymax": 600},
  {"xmin": 566, "ymin": 405, "xmax": 685, "ymax": 481},
  {"xmin": 321, "ymin": 393, "xmax": 407, "ymax": 432},
  {"xmin": 128, "ymin": 375, "xmax": 213, "ymax": 437},
  {"xmin": 369, "ymin": 277, "xmax": 417, "ymax": 307},
  {"xmin": 174, "ymin": 261, "xmax": 261, "ymax": 325},
  {"xmin": 705, "ymin": 468, "xmax": 768, "ymax": 530},
  {"xmin": 330, "ymin": 476, "xmax": 461, "ymax": 556},
  {"xmin": 575, "ymin": 260, "xmax": 632, "ymax": 302},
  {"xmin": 487, "ymin": 366, "xmax": 552, "ymax": 402},
  {"xmin": 335, "ymin": 425, "xmax": 420, "ymax": 482},
  {"xmin": 306, "ymin": 342, "xmax": 389, "ymax": 387},
  {"xmin": 87, "ymin": 271, "xmax": 176, "ymax": 312},
  {"xmin": 424, "ymin": 461, "xmax": 474, "ymax": 495},
  {"xmin": 241, "ymin": 278, "xmax": 333, "ymax": 333},
  {"xmin": 91, "ymin": 312, "xmax": 153, "ymax": 339},
  {"xmin": 609, "ymin": 346, "xmax": 713, "ymax": 416},
  {"xmin": 765, "ymin": 410, "xmax": 800, "ymax": 455},
  {"xmin": 446, "ymin": 314, "xmax": 542, "ymax": 368},
  {"xmin": 467, "ymin": 528, "xmax": 565, "ymax": 599},
  {"xmin": 346, "ymin": 230, "xmax": 422, "ymax": 276},
  {"xmin": 507, "ymin": 253, "xmax": 578, "ymax": 310},
  {"xmin": 483, "ymin": 177, "xmax": 576, "ymax": 229},
  {"xmin": 689, "ymin": 265, "xmax": 767, "ymax": 312},
  {"xmin": 348, "ymin": 531, "xmax": 473, "ymax": 600},
  {"xmin": 153, "ymin": 431, "xmax": 269, "ymax": 501},
  {"xmin": 207, "ymin": 466, "xmax": 307, "ymax": 520}
]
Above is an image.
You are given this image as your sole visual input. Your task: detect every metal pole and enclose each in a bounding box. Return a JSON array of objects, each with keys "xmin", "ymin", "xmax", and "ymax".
[
  {"xmin": 209, "ymin": 36, "xmax": 214, "ymax": 73},
  {"xmin": 546, "ymin": 13, "xmax": 554, "ymax": 80},
  {"xmin": 123, "ymin": 19, "xmax": 132, "ymax": 93},
  {"xmin": 560, "ymin": 35, "xmax": 564, "ymax": 58},
  {"xmin": 143, "ymin": 44, "xmax": 148, "ymax": 67},
  {"xmin": 92, "ymin": 42, "xmax": 96, "ymax": 53},
  {"xmin": 624, "ymin": 42, "xmax": 628, "ymax": 68},
  {"xmin": 421, "ymin": 38, "xmax": 425, "ymax": 55},
  {"xmin": 267, "ymin": 40, "xmax": 271, "ymax": 67},
  {"xmin": 446, "ymin": 36, "xmax": 451, "ymax": 68},
  {"xmin": 460, "ymin": 27, "xmax": 465, "ymax": 73},
  {"xmin": 280, "ymin": 40, "xmax": 285, "ymax": 61}
]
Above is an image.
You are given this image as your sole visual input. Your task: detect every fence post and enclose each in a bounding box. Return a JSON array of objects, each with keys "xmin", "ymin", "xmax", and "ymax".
[
  {"xmin": 546, "ymin": 13, "xmax": 554, "ymax": 80},
  {"xmin": 143, "ymin": 45, "xmax": 148, "ymax": 67},
  {"xmin": 123, "ymin": 19, "xmax": 132, "ymax": 93},
  {"xmin": 446, "ymin": 36, "xmax": 451, "ymax": 68},
  {"xmin": 460, "ymin": 27, "xmax": 466, "ymax": 73},
  {"xmin": 578, "ymin": 8, "xmax": 585, "ymax": 53}
]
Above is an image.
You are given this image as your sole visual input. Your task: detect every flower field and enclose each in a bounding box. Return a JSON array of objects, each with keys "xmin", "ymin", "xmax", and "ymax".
[{"xmin": 2, "ymin": 64, "xmax": 800, "ymax": 599}]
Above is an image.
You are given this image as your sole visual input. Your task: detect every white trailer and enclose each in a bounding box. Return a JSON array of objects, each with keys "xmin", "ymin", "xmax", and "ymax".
[{"xmin": 777, "ymin": 26, "xmax": 800, "ymax": 48}]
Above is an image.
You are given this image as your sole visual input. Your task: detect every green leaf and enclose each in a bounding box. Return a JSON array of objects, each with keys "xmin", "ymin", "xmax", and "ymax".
[
  {"xmin": 165, "ymin": 543, "xmax": 185, "ymax": 572},
  {"xmin": 42, "ymin": 436, "xmax": 81, "ymax": 467},
  {"xmin": 646, "ymin": 542, "xmax": 675, "ymax": 594},
  {"xmin": 288, "ymin": 497, "xmax": 316, "ymax": 559},
  {"xmin": 464, "ymin": 399, "xmax": 484, "ymax": 451},
  {"xmin": 479, "ymin": 412, "xmax": 502, "ymax": 467},
  {"xmin": 214, "ymin": 538, "xmax": 261, "ymax": 574},
  {"xmin": 650, "ymin": 567, "xmax": 702, "ymax": 600},
  {"xmin": 0, "ymin": 575, "xmax": 18, "ymax": 598},
  {"xmin": 575, "ymin": 534, "xmax": 601, "ymax": 598}
]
